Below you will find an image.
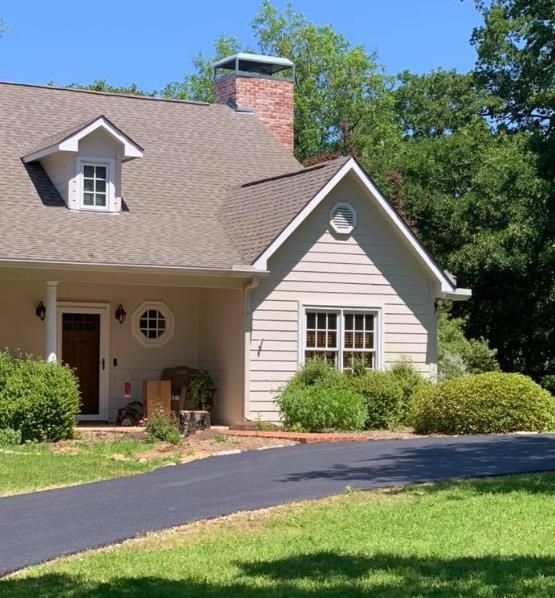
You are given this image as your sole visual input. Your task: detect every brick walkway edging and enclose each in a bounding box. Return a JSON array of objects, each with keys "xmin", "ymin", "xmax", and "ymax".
[{"xmin": 225, "ymin": 429, "xmax": 371, "ymax": 444}]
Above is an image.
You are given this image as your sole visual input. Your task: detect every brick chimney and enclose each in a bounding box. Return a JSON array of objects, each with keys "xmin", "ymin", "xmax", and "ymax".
[{"xmin": 214, "ymin": 53, "xmax": 294, "ymax": 152}]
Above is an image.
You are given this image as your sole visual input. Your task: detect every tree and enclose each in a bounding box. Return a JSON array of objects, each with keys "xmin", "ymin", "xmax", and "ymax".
[
  {"xmin": 162, "ymin": 1, "xmax": 394, "ymax": 163},
  {"xmin": 64, "ymin": 80, "xmax": 156, "ymax": 97},
  {"xmin": 162, "ymin": 36, "xmax": 241, "ymax": 102},
  {"xmin": 472, "ymin": 0, "xmax": 554, "ymax": 132}
]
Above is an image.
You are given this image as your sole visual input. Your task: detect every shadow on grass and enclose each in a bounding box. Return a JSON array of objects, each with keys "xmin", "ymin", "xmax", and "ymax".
[
  {"xmin": 2, "ymin": 552, "xmax": 555, "ymax": 597},
  {"xmin": 283, "ymin": 435, "xmax": 555, "ymax": 492}
]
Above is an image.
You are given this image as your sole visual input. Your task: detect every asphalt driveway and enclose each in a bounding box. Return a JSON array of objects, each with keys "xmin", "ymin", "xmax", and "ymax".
[{"xmin": 1, "ymin": 433, "xmax": 555, "ymax": 576}]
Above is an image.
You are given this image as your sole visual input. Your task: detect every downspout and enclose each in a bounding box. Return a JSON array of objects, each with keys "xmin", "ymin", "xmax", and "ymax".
[{"xmin": 243, "ymin": 277, "xmax": 259, "ymax": 421}]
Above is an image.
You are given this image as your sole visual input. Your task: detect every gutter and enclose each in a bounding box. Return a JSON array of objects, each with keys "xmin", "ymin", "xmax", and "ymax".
[{"xmin": 0, "ymin": 258, "xmax": 269, "ymax": 278}]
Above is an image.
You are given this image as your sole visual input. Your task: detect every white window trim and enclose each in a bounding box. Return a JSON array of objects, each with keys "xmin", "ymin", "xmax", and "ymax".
[
  {"xmin": 132, "ymin": 301, "xmax": 174, "ymax": 348},
  {"xmin": 76, "ymin": 156, "xmax": 116, "ymax": 212},
  {"xmin": 298, "ymin": 304, "xmax": 383, "ymax": 371}
]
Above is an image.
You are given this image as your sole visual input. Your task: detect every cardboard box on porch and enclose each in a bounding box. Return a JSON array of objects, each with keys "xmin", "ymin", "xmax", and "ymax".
[{"xmin": 143, "ymin": 380, "xmax": 171, "ymax": 418}]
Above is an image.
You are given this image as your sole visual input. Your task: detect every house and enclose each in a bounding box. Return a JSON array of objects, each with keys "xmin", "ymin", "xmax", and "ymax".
[{"xmin": 0, "ymin": 53, "xmax": 470, "ymax": 424}]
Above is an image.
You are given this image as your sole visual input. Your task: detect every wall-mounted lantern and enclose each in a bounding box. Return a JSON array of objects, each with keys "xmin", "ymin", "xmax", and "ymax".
[
  {"xmin": 35, "ymin": 301, "xmax": 46, "ymax": 321},
  {"xmin": 115, "ymin": 304, "xmax": 127, "ymax": 324}
]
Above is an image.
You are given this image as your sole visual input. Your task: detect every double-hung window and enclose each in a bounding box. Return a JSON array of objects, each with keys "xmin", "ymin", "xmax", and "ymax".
[
  {"xmin": 78, "ymin": 160, "xmax": 113, "ymax": 210},
  {"xmin": 303, "ymin": 308, "xmax": 379, "ymax": 372}
]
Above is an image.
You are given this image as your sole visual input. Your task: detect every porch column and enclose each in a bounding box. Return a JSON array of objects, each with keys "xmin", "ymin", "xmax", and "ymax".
[{"xmin": 45, "ymin": 281, "xmax": 59, "ymax": 362}]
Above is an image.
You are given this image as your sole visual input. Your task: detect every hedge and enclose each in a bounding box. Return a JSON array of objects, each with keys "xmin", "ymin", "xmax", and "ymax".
[
  {"xmin": 0, "ymin": 352, "xmax": 80, "ymax": 442},
  {"xmin": 409, "ymin": 372, "xmax": 552, "ymax": 434},
  {"xmin": 348, "ymin": 372, "xmax": 403, "ymax": 429},
  {"xmin": 276, "ymin": 371, "xmax": 366, "ymax": 432}
]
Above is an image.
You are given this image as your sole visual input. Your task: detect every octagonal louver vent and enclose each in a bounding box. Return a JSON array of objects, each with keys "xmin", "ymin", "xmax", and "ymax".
[{"xmin": 330, "ymin": 202, "xmax": 357, "ymax": 235}]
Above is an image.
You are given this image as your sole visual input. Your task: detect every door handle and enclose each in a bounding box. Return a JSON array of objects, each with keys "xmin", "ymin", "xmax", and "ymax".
[{"xmin": 101, "ymin": 358, "xmax": 105, "ymax": 370}]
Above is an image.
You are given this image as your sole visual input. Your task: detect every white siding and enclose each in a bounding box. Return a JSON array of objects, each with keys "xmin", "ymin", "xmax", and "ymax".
[{"xmin": 248, "ymin": 172, "xmax": 438, "ymax": 421}]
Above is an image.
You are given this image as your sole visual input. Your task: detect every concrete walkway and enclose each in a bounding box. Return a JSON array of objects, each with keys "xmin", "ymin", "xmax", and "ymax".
[{"xmin": 1, "ymin": 433, "xmax": 554, "ymax": 576}]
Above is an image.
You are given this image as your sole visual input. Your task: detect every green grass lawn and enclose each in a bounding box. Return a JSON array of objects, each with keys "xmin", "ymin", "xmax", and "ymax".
[
  {"xmin": 3, "ymin": 473, "xmax": 555, "ymax": 596},
  {"xmin": 0, "ymin": 440, "xmax": 180, "ymax": 496}
]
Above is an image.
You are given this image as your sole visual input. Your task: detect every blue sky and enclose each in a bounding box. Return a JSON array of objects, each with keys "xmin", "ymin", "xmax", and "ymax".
[{"xmin": 1, "ymin": 1, "xmax": 482, "ymax": 91}]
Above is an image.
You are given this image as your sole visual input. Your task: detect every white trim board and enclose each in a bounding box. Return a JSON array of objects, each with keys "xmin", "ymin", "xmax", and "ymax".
[
  {"xmin": 57, "ymin": 302, "xmax": 110, "ymax": 421},
  {"xmin": 22, "ymin": 116, "xmax": 143, "ymax": 163},
  {"xmin": 253, "ymin": 157, "xmax": 471, "ymax": 301}
]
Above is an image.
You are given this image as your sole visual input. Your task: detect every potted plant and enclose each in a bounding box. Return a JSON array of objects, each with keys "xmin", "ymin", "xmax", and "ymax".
[{"xmin": 188, "ymin": 370, "xmax": 216, "ymax": 411}]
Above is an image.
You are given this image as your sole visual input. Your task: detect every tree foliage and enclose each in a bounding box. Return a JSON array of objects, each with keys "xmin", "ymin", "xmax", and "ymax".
[{"xmin": 65, "ymin": 79, "xmax": 156, "ymax": 97}]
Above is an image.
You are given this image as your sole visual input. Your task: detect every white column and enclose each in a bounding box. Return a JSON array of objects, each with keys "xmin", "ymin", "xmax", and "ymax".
[{"xmin": 45, "ymin": 281, "xmax": 59, "ymax": 362}]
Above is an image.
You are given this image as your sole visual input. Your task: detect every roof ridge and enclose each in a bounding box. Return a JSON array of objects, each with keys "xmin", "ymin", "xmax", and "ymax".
[
  {"xmin": 0, "ymin": 81, "xmax": 210, "ymax": 106},
  {"xmin": 240, "ymin": 156, "xmax": 349, "ymax": 189}
]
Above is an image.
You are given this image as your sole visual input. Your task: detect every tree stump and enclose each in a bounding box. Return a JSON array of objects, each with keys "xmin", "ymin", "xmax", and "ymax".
[{"xmin": 179, "ymin": 410, "xmax": 210, "ymax": 436}]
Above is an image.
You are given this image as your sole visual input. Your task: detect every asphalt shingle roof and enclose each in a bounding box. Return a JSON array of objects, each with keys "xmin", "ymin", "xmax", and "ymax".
[
  {"xmin": 0, "ymin": 82, "xmax": 303, "ymax": 270},
  {"xmin": 220, "ymin": 156, "xmax": 349, "ymax": 264}
]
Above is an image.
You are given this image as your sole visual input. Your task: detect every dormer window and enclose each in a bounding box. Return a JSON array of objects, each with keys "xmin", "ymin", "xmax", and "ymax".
[
  {"xmin": 82, "ymin": 163, "xmax": 108, "ymax": 208},
  {"xmin": 22, "ymin": 115, "xmax": 143, "ymax": 214}
]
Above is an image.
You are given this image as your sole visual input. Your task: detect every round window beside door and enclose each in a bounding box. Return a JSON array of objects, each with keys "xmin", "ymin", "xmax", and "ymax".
[{"xmin": 132, "ymin": 301, "xmax": 174, "ymax": 347}]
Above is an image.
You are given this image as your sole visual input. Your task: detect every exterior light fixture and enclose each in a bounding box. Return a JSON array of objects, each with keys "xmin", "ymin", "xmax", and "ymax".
[
  {"xmin": 115, "ymin": 304, "xmax": 127, "ymax": 324},
  {"xmin": 35, "ymin": 301, "xmax": 46, "ymax": 321}
]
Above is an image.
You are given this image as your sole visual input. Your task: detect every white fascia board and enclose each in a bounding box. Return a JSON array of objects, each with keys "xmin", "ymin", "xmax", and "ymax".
[
  {"xmin": 443, "ymin": 288, "xmax": 472, "ymax": 301},
  {"xmin": 22, "ymin": 117, "xmax": 143, "ymax": 163},
  {"xmin": 253, "ymin": 157, "xmax": 459, "ymax": 295}
]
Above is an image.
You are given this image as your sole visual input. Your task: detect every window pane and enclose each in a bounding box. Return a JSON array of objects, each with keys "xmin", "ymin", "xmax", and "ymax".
[
  {"xmin": 327, "ymin": 331, "xmax": 336, "ymax": 348},
  {"xmin": 84, "ymin": 179, "xmax": 94, "ymax": 192},
  {"xmin": 365, "ymin": 332, "xmax": 374, "ymax": 349},
  {"xmin": 84, "ymin": 165, "xmax": 94, "ymax": 178},
  {"xmin": 83, "ymin": 192, "xmax": 94, "ymax": 205},
  {"xmin": 317, "ymin": 313, "xmax": 326, "ymax": 329},
  {"xmin": 158, "ymin": 319, "xmax": 166, "ymax": 330},
  {"xmin": 344, "ymin": 331, "xmax": 353, "ymax": 349},
  {"xmin": 365, "ymin": 314, "xmax": 374, "ymax": 330},
  {"xmin": 148, "ymin": 309, "xmax": 157, "ymax": 318},
  {"xmin": 306, "ymin": 312, "xmax": 315, "ymax": 329},
  {"xmin": 328, "ymin": 313, "xmax": 337, "ymax": 329},
  {"xmin": 95, "ymin": 166, "xmax": 107, "ymax": 179},
  {"xmin": 95, "ymin": 193, "xmax": 106, "ymax": 206},
  {"xmin": 95, "ymin": 180, "xmax": 106, "ymax": 193},
  {"xmin": 344, "ymin": 314, "xmax": 353, "ymax": 330},
  {"xmin": 355, "ymin": 332, "xmax": 364, "ymax": 348},
  {"xmin": 316, "ymin": 331, "xmax": 326, "ymax": 347},
  {"xmin": 306, "ymin": 331, "xmax": 315, "ymax": 348},
  {"xmin": 354, "ymin": 314, "xmax": 364, "ymax": 330}
]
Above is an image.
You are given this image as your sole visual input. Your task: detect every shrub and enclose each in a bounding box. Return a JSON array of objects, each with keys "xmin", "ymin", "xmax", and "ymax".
[
  {"xmin": 438, "ymin": 314, "xmax": 499, "ymax": 380},
  {"xmin": 289, "ymin": 357, "xmax": 342, "ymax": 387},
  {"xmin": 348, "ymin": 372, "xmax": 403, "ymax": 429},
  {"xmin": 0, "ymin": 427, "xmax": 21, "ymax": 446},
  {"xmin": 146, "ymin": 409, "xmax": 181, "ymax": 444},
  {"xmin": 389, "ymin": 359, "xmax": 428, "ymax": 423},
  {"xmin": 409, "ymin": 372, "xmax": 552, "ymax": 434},
  {"xmin": 277, "ymin": 380, "xmax": 366, "ymax": 432},
  {"xmin": 0, "ymin": 352, "xmax": 80, "ymax": 442}
]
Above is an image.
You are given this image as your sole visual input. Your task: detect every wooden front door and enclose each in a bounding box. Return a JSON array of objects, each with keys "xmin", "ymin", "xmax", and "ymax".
[{"xmin": 62, "ymin": 313, "xmax": 100, "ymax": 416}]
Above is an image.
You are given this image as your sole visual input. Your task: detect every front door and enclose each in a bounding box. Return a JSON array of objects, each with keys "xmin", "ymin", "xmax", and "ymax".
[{"xmin": 61, "ymin": 313, "xmax": 100, "ymax": 416}]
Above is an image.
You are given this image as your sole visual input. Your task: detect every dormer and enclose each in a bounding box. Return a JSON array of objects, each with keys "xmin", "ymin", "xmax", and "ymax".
[{"xmin": 22, "ymin": 115, "xmax": 143, "ymax": 213}]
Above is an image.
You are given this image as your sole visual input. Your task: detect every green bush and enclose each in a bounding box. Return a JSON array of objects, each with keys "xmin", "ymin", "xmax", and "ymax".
[
  {"xmin": 0, "ymin": 427, "xmax": 21, "ymax": 446},
  {"xmin": 389, "ymin": 360, "xmax": 428, "ymax": 423},
  {"xmin": 277, "ymin": 379, "xmax": 366, "ymax": 432},
  {"xmin": 0, "ymin": 352, "xmax": 80, "ymax": 442},
  {"xmin": 289, "ymin": 357, "xmax": 342, "ymax": 387},
  {"xmin": 409, "ymin": 372, "xmax": 552, "ymax": 434},
  {"xmin": 348, "ymin": 371, "xmax": 403, "ymax": 429},
  {"xmin": 146, "ymin": 409, "xmax": 181, "ymax": 444},
  {"xmin": 438, "ymin": 314, "xmax": 499, "ymax": 380}
]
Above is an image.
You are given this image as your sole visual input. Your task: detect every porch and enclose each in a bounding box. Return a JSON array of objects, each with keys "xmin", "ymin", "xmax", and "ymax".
[{"xmin": 0, "ymin": 266, "xmax": 248, "ymax": 424}]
